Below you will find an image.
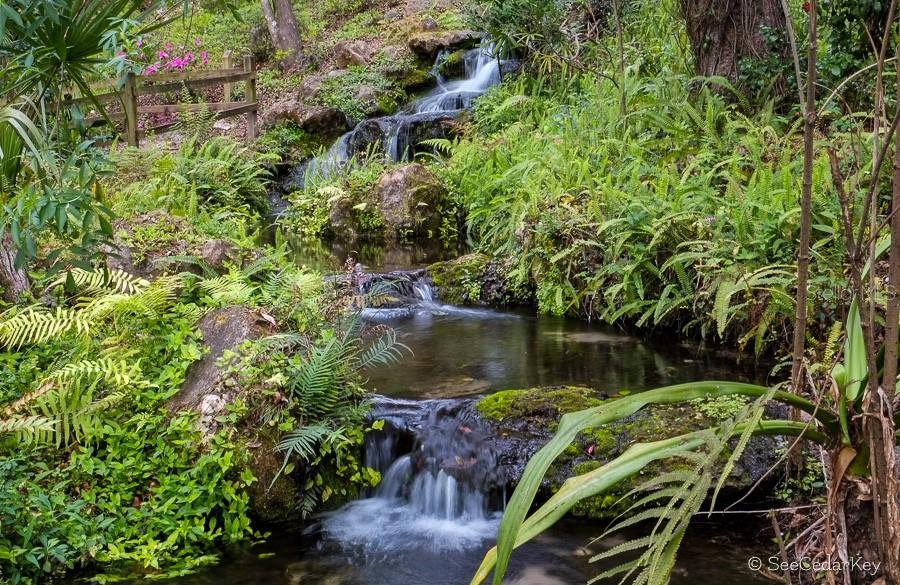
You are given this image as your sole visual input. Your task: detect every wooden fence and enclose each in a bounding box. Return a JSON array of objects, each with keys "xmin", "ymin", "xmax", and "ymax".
[{"xmin": 66, "ymin": 53, "xmax": 258, "ymax": 147}]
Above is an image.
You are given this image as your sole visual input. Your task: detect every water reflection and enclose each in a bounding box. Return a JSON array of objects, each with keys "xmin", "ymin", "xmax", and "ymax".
[
  {"xmin": 148, "ymin": 519, "xmax": 770, "ymax": 585},
  {"xmin": 364, "ymin": 307, "xmax": 765, "ymax": 399}
]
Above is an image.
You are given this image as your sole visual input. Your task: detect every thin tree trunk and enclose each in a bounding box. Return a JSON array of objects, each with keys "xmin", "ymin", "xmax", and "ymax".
[
  {"xmin": 882, "ymin": 45, "xmax": 900, "ymax": 411},
  {"xmin": 611, "ymin": 0, "xmax": 626, "ymax": 119},
  {"xmin": 260, "ymin": 0, "xmax": 303, "ymax": 71},
  {"xmin": 0, "ymin": 233, "xmax": 29, "ymax": 303},
  {"xmin": 790, "ymin": 0, "xmax": 816, "ymax": 393}
]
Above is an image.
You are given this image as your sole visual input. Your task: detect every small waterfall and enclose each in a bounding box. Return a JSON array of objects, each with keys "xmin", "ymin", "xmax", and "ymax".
[
  {"xmin": 414, "ymin": 47, "xmax": 501, "ymax": 113},
  {"xmin": 283, "ymin": 44, "xmax": 502, "ymax": 192},
  {"xmin": 412, "ymin": 280, "xmax": 435, "ymax": 303},
  {"xmin": 321, "ymin": 398, "xmax": 504, "ymax": 553}
]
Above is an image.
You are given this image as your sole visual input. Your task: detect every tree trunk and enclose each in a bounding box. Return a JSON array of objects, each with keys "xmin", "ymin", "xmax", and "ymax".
[
  {"xmin": 679, "ymin": 0, "xmax": 788, "ymax": 89},
  {"xmin": 260, "ymin": 0, "xmax": 304, "ymax": 71},
  {"xmin": 0, "ymin": 233, "xmax": 29, "ymax": 303}
]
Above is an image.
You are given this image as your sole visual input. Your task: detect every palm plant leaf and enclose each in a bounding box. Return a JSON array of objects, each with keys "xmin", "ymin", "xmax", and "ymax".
[{"xmin": 474, "ymin": 381, "xmax": 836, "ymax": 585}]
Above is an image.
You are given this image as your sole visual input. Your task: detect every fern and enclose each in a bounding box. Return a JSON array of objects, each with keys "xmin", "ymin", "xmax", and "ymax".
[
  {"xmin": 1, "ymin": 358, "xmax": 148, "ymax": 447},
  {"xmin": 197, "ymin": 275, "xmax": 256, "ymax": 306},
  {"xmin": 0, "ymin": 307, "xmax": 91, "ymax": 349},
  {"xmin": 57, "ymin": 268, "xmax": 150, "ymax": 295}
]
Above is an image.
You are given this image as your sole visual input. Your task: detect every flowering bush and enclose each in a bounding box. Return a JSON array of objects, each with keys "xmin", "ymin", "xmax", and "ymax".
[{"xmin": 132, "ymin": 37, "xmax": 210, "ymax": 75}]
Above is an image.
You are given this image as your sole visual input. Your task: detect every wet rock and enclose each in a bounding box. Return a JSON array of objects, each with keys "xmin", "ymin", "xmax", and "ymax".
[
  {"xmin": 408, "ymin": 30, "xmax": 483, "ymax": 58},
  {"xmin": 474, "ymin": 386, "xmax": 785, "ymax": 518},
  {"xmin": 354, "ymin": 84, "xmax": 384, "ymax": 116},
  {"xmin": 262, "ymin": 102, "xmax": 349, "ymax": 139},
  {"xmin": 373, "ymin": 163, "xmax": 446, "ymax": 238},
  {"xmin": 344, "ymin": 119, "xmax": 386, "ymax": 157},
  {"xmin": 428, "ymin": 253, "xmax": 532, "ymax": 306},
  {"xmin": 333, "ymin": 40, "xmax": 375, "ymax": 68}
]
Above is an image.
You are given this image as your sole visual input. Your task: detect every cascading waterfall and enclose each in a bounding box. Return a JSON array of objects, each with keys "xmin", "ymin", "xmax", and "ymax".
[
  {"xmin": 282, "ymin": 44, "xmax": 502, "ymax": 193},
  {"xmin": 320, "ymin": 397, "xmax": 505, "ymax": 554}
]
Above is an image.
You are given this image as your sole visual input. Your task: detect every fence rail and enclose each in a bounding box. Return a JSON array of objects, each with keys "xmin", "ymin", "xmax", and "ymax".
[{"xmin": 65, "ymin": 53, "xmax": 258, "ymax": 147}]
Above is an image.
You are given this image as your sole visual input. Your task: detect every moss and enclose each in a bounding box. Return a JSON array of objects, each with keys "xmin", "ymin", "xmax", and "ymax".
[
  {"xmin": 474, "ymin": 388, "xmax": 529, "ymax": 422},
  {"xmin": 437, "ymin": 49, "xmax": 466, "ymax": 77},
  {"xmin": 475, "ymin": 386, "xmax": 604, "ymax": 423},
  {"xmin": 476, "ymin": 385, "xmax": 765, "ymax": 519},
  {"xmin": 256, "ymin": 121, "xmax": 331, "ymax": 165},
  {"xmin": 397, "ymin": 67, "xmax": 434, "ymax": 90},
  {"xmin": 428, "ymin": 253, "xmax": 491, "ymax": 305}
]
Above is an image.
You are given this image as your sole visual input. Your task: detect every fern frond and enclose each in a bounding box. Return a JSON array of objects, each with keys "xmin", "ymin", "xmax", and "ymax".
[
  {"xmin": 0, "ymin": 307, "xmax": 91, "ymax": 349},
  {"xmin": 198, "ymin": 275, "xmax": 255, "ymax": 306},
  {"xmin": 0, "ymin": 415, "xmax": 58, "ymax": 445},
  {"xmin": 57, "ymin": 268, "xmax": 150, "ymax": 295},
  {"xmin": 355, "ymin": 329, "xmax": 410, "ymax": 370}
]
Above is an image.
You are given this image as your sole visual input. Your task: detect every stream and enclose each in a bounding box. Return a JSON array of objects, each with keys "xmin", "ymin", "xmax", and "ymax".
[
  {"xmin": 160, "ymin": 45, "xmax": 772, "ymax": 585},
  {"xmin": 157, "ymin": 275, "xmax": 771, "ymax": 585}
]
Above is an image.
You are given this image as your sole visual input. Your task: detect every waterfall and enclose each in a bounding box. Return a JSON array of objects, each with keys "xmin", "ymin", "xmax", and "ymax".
[
  {"xmin": 320, "ymin": 398, "xmax": 504, "ymax": 553},
  {"xmin": 283, "ymin": 44, "xmax": 502, "ymax": 192}
]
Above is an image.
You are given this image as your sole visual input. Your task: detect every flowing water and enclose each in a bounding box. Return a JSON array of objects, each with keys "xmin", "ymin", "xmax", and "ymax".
[
  {"xmin": 279, "ymin": 45, "xmax": 502, "ymax": 196},
  {"xmin": 158, "ymin": 45, "xmax": 773, "ymax": 585},
  {"xmin": 154, "ymin": 274, "xmax": 772, "ymax": 585}
]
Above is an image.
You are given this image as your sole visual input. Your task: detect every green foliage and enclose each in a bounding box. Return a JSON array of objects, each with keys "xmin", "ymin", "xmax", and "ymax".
[
  {"xmin": 268, "ymin": 316, "xmax": 408, "ymax": 510},
  {"xmin": 115, "ymin": 136, "xmax": 277, "ymax": 216},
  {"xmin": 283, "ymin": 156, "xmax": 392, "ymax": 239},
  {"xmin": 173, "ymin": 86, "xmax": 217, "ymax": 142},
  {"xmin": 0, "ymin": 408, "xmax": 255, "ymax": 585},
  {"xmin": 440, "ymin": 68, "xmax": 843, "ymax": 355},
  {"xmin": 476, "ymin": 0, "xmax": 589, "ymax": 74},
  {"xmin": 332, "ymin": 10, "xmax": 383, "ymax": 42},
  {"xmin": 316, "ymin": 66, "xmax": 405, "ymax": 122}
]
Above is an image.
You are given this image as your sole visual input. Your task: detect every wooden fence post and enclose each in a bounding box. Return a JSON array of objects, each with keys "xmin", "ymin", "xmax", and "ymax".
[
  {"xmin": 223, "ymin": 51, "xmax": 234, "ymax": 101},
  {"xmin": 123, "ymin": 72, "xmax": 139, "ymax": 147},
  {"xmin": 243, "ymin": 55, "xmax": 258, "ymax": 140}
]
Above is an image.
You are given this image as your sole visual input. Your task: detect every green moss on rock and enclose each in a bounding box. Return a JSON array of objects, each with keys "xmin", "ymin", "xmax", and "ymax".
[
  {"xmin": 428, "ymin": 253, "xmax": 491, "ymax": 305},
  {"xmin": 475, "ymin": 386, "xmax": 603, "ymax": 424},
  {"xmin": 476, "ymin": 387, "xmax": 778, "ymax": 519}
]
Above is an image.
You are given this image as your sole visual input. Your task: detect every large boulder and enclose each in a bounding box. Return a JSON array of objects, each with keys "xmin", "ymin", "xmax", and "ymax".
[
  {"xmin": 372, "ymin": 163, "xmax": 446, "ymax": 238},
  {"xmin": 408, "ymin": 30, "xmax": 482, "ymax": 58},
  {"xmin": 168, "ymin": 306, "xmax": 275, "ymax": 417},
  {"xmin": 166, "ymin": 307, "xmax": 302, "ymax": 521},
  {"xmin": 199, "ymin": 239, "xmax": 237, "ymax": 272},
  {"xmin": 474, "ymin": 386, "xmax": 785, "ymax": 518},
  {"xmin": 262, "ymin": 102, "xmax": 349, "ymax": 139}
]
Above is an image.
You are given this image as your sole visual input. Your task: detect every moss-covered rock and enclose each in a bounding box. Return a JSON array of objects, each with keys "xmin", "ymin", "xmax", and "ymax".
[
  {"xmin": 475, "ymin": 387, "xmax": 783, "ymax": 519},
  {"xmin": 325, "ymin": 163, "xmax": 447, "ymax": 241},
  {"xmin": 427, "ymin": 253, "xmax": 533, "ymax": 306}
]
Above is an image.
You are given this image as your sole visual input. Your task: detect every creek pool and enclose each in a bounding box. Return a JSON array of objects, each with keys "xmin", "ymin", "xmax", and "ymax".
[{"xmin": 147, "ymin": 285, "xmax": 772, "ymax": 585}]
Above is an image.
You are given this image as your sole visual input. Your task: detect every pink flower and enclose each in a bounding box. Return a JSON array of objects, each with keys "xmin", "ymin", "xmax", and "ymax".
[
  {"xmin": 158, "ymin": 50, "xmax": 168, "ymax": 59},
  {"xmin": 117, "ymin": 50, "xmax": 126, "ymax": 57},
  {"xmin": 145, "ymin": 64, "xmax": 159, "ymax": 74},
  {"xmin": 165, "ymin": 42, "xmax": 173, "ymax": 50},
  {"xmin": 194, "ymin": 37, "xmax": 202, "ymax": 46},
  {"xmin": 136, "ymin": 38, "xmax": 143, "ymax": 48}
]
